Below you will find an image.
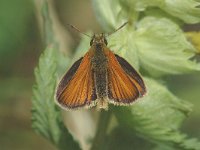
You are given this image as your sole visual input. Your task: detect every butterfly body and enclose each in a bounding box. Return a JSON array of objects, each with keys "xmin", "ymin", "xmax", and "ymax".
[
  {"xmin": 56, "ymin": 33, "xmax": 146, "ymax": 110},
  {"xmin": 91, "ymin": 34, "xmax": 109, "ymax": 109}
]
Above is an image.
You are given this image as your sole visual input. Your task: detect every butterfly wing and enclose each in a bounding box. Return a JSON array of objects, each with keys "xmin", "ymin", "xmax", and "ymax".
[
  {"xmin": 115, "ymin": 54, "xmax": 146, "ymax": 95},
  {"xmin": 56, "ymin": 52, "xmax": 97, "ymax": 109},
  {"xmin": 106, "ymin": 49, "xmax": 146, "ymax": 105}
]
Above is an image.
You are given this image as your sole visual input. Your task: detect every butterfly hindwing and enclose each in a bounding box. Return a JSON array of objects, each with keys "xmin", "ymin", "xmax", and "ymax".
[{"xmin": 56, "ymin": 52, "xmax": 97, "ymax": 109}]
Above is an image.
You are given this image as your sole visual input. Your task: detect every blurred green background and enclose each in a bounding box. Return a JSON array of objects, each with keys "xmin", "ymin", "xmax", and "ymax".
[{"xmin": 0, "ymin": 0, "xmax": 199, "ymax": 150}]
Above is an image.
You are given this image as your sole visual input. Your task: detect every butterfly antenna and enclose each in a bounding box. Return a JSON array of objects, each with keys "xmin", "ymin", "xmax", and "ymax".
[
  {"xmin": 67, "ymin": 24, "xmax": 91, "ymax": 38},
  {"xmin": 106, "ymin": 21, "xmax": 129, "ymax": 37}
]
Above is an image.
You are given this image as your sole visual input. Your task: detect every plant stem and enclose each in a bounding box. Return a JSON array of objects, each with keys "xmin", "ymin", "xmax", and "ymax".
[{"xmin": 90, "ymin": 110, "xmax": 111, "ymax": 150}]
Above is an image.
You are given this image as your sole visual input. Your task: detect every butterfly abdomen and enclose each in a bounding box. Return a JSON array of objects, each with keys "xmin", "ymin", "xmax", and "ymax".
[{"xmin": 91, "ymin": 45, "xmax": 108, "ymax": 103}]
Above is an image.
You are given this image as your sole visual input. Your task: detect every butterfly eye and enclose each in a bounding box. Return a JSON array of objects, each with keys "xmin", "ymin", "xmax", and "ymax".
[
  {"xmin": 90, "ymin": 39, "xmax": 93, "ymax": 46},
  {"xmin": 104, "ymin": 38, "xmax": 108, "ymax": 45}
]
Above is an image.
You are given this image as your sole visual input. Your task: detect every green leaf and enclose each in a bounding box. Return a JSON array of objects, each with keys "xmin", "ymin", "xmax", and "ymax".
[
  {"xmin": 134, "ymin": 17, "xmax": 200, "ymax": 77},
  {"xmin": 32, "ymin": 46, "xmax": 80, "ymax": 150},
  {"xmin": 114, "ymin": 77, "xmax": 200, "ymax": 150}
]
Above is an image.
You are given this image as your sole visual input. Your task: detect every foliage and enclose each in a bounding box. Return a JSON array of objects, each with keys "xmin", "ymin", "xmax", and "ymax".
[
  {"xmin": 32, "ymin": 1, "xmax": 80, "ymax": 150},
  {"xmin": 32, "ymin": 0, "xmax": 200, "ymax": 150},
  {"xmin": 32, "ymin": 46, "xmax": 80, "ymax": 150}
]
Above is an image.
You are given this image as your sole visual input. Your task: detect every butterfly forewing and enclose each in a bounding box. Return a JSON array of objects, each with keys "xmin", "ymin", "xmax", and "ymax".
[
  {"xmin": 56, "ymin": 51, "xmax": 97, "ymax": 109},
  {"xmin": 56, "ymin": 57, "xmax": 83, "ymax": 97},
  {"xmin": 115, "ymin": 54, "xmax": 146, "ymax": 96},
  {"xmin": 106, "ymin": 49, "xmax": 146, "ymax": 104}
]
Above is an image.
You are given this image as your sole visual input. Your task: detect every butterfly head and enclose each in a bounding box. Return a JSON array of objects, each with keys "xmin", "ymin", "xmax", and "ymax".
[{"xmin": 90, "ymin": 33, "xmax": 108, "ymax": 46}]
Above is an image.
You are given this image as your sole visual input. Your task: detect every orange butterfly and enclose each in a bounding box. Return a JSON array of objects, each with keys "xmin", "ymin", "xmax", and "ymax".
[{"xmin": 56, "ymin": 23, "xmax": 146, "ymax": 110}]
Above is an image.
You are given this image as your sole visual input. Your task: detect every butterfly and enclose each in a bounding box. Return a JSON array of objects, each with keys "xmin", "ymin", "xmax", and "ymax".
[{"xmin": 55, "ymin": 22, "xmax": 146, "ymax": 110}]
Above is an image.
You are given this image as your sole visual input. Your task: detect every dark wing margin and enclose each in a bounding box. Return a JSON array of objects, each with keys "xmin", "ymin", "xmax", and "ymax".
[{"xmin": 115, "ymin": 54, "xmax": 146, "ymax": 96}]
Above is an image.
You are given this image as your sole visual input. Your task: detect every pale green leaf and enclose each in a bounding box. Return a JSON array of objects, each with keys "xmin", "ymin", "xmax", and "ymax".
[
  {"xmin": 119, "ymin": 0, "xmax": 200, "ymax": 23},
  {"xmin": 92, "ymin": 0, "xmax": 127, "ymax": 31},
  {"xmin": 32, "ymin": 46, "xmax": 80, "ymax": 150},
  {"xmin": 134, "ymin": 17, "xmax": 200, "ymax": 77},
  {"xmin": 57, "ymin": 52, "xmax": 71, "ymax": 77},
  {"xmin": 114, "ymin": 77, "xmax": 200, "ymax": 149},
  {"xmin": 108, "ymin": 27, "xmax": 139, "ymax": 70},
  {"xmin": 119, "ymin": 0, "xmax": 164, "ymax": 12},
  {"xmin": 143, "ymin": 8, "xmax": 183, "ymax": 25},
  {"xmin": 160, "ymin": 0, "xmax": 200, "ymax": 24},
  {"xmin": 72, "ymin": 35, "xmax": 90, "ymax": 61}
]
